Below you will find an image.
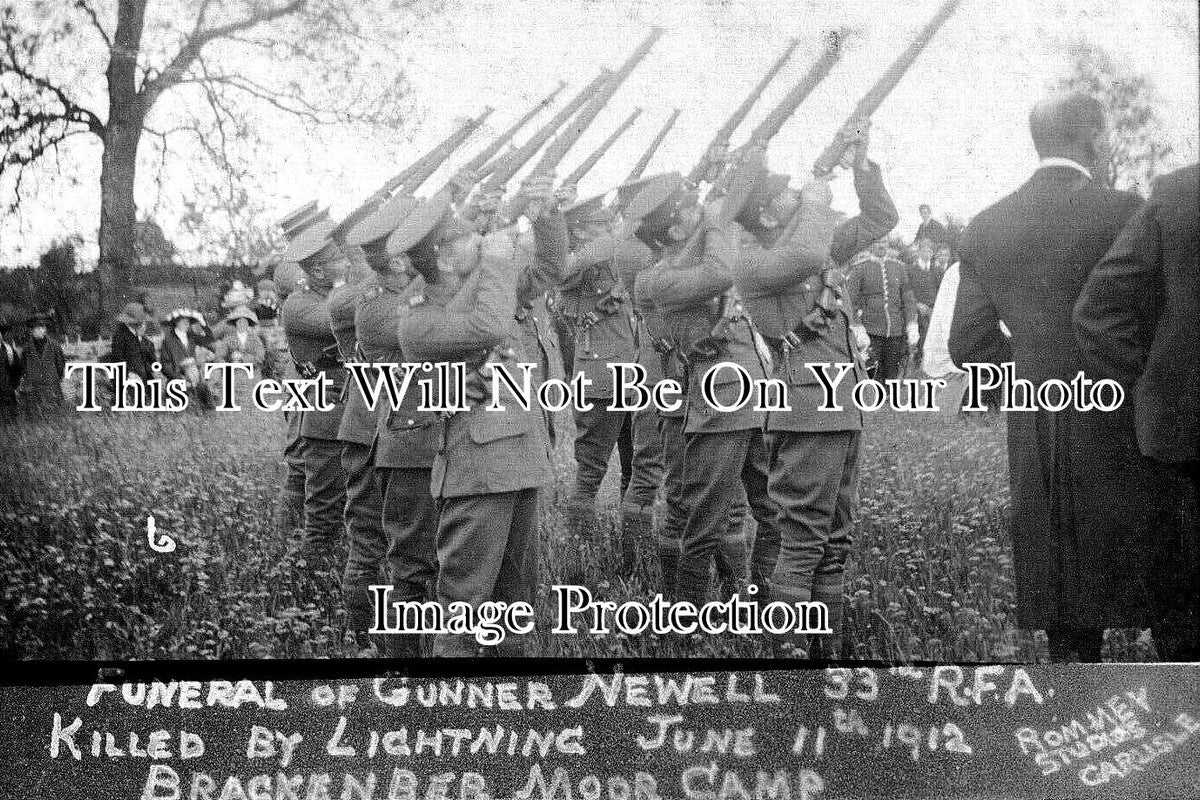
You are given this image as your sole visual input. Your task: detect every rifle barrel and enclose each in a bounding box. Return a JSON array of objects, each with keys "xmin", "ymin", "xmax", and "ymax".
[
  {"xmin": 467, "ymin": 82, "xmax": 566, "ymax": 178},
  {"xmin": 747, "ymin": 31, "xmax": 844, "ymax": 145},
  {"xmin": 480, "ymin": 70, "xmax": 611, "ymax": 192},
  {"xmin": 686, "ymin": 37, "xmax": 799, "ymax": 185},
  {"xmin": 812, "ymin": 0, "xmax": 961, "ymax": 175},
  {"xmin": 398, "ymin": 108, "xmax": 494, "ymax": 195},
  {"xmin": 529, "ymin": 27, "xmax": 663, "ymax": 178},
  {"xmin": 329, "ymin": 110, "xmax": 489, "ymax": 243},
  {"xmin": 626, "ymin": 108, "xmax": 680, "ymax": 182},
  {"xmin": 562, "ymin": 107, "xmax": 643, "ymax": 187}
]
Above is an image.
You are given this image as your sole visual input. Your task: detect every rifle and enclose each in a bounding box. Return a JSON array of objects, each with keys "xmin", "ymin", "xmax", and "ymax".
[
  {"xmin": 685, "ymin": 37, "xmax": 799, "ymax": 187},
  {"xmin": 671, "ymin": 32, "xmax": 843, "ymax": 361},
  {"xmin": 625, "ymin": 108, "xmax": 680, "ymax": 183},
  {"xmin": 463, "ymin": 70, "xmax": 611, "ymax": 220},
  {"xmin": 675, "ymin": 31, "xmax": 844, "ymax": 261},
  {"xmin": 502, "ymin": 27, "xmax": 663, "ymax": 225},
  {"xmin": 471, "ymin": 82, "xmax": 567, "ymax": 181},
  {"xmin": 329, "ymin": 111, "xmax": 490, "ymax": 243},
  {"xmin": 561, "ymin": 107, "xmax": 643, "ymax": 188},
  {"xmin": 811, "ymin": 0, "xmax": 961, "ymax": 176},
  {"xmin": 397, "ymin": 108, "xmax": 494, "ymax": 195},
  {"xmin": 774, "ymin": 0, "xmax": 961, "ymax": 247}
]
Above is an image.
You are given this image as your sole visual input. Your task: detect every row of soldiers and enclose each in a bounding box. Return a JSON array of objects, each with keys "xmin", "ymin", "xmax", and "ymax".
[
  {"xmin": 266, "ymin": 5, "xmax": 958, "ymax": 657},
  {"xmin": 269, "ymin": 120, "xmax": 894, "ymax": 658}
]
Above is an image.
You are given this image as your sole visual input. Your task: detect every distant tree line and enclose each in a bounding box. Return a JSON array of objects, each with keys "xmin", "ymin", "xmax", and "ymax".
[{"xmin": 0, "ymin": 238, "xmax": 259, "ymax": 339}]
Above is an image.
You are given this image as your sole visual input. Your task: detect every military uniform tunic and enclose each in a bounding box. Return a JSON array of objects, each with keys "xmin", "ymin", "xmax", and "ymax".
[
  {"xmin": 734, "ymin": 160, "xmax": 899, "ymax": 655},
  {"xmin": 356, "ymin": 269, "xmax": 441, "ymax": 652},
  {"xmin": 556, "ymin": 232, "xmax": 661, "ymax": 513},
  {"xmin": 328, "ymin": 278, "xmax": 388, "ymax": 634},
  {"xmin": 281, "ymin": 285, "xmax": 348, "ymax": 555},
  {"xmin": 639, "ymin": 221, "xmax": 778, "ymax": 606},
  {"xmin": 397, "ymin": 235, "xmax": 552, "ymax": 656}
]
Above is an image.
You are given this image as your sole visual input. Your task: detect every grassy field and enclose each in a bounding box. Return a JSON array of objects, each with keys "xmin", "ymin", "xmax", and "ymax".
[{"xmin": 0, "ymin": 405, "xmax": 1156, "ymax": 661}]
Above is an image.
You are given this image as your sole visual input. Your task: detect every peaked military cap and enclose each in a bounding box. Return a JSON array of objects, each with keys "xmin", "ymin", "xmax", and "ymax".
[
  {"xmin": 564, "ymin": 175, "xmax": 664, "ymax": 227},
  {"xmin": 385, "ymin": 191, "xmax": 461, "ymax": 256},
  {"xmin": 280, "ymin": 219, "xmax": 339, "ymax": 266},
  {"xmin": 346, "ymin": 194, "xmax": 421, "ymax": 248},
  {"xmin": 626, "ymin": 172, "xmax": 697, "ymax": 246}
]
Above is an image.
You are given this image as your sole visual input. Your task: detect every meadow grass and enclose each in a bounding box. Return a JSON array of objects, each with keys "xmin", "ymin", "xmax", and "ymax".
[{"xmin": 0, "ymin": 406, "xmax": 1155, "ymax": 661}]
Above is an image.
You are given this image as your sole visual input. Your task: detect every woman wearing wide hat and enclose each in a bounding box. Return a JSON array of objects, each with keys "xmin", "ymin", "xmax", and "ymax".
[
  {"xmin": 161, "ymin": 307, "xmax": 215, "ymax": 410},
  {"xmin": 215, "ymin": 305, "xmax": 266, "ymax": 370},
  {"xmin": 213, "ymin": 305, "xmax": 266, "ymax": 405}
]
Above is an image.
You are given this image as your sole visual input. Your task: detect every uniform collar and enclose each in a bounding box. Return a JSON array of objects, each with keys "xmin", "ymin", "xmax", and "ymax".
[{"xmin": 1037, "ymin": 157, "xmax": 1093, "ymax": 182}]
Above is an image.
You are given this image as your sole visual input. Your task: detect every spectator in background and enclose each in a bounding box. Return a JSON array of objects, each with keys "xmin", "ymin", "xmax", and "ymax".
[
  {"xmin": 907, "ymin": 237, "xmax": 945, "ymax": 369},
  {"xmin": 109, "ymin": 302, "xmax": 156, "ymax": 383},
  {"xmin": 213, "ymin": 305, "xmax": 267, "ymax": 405},
  {"xmin": 914, "ymin": 203, "xmax": 948, "ymax": 246},
  {"xmin": 215, "ymin": 306, "xmax": 266, "ymax": 372},
  {"xmin": 160, "ymin": 308, "xmax": 215, "ymax": 410},
  {"xmin": 847, "ymin": 241, "xmax": 920, "ymax": 381},
  {"xmin": 0, "ymin": 318, "xmax": 21, "ymax": 407},
  {"xmin": 19, "ymin": 313, "xmax": 66, "ymax": 408},
  {"xmin": 188, "ymin": 310, "xmax": 216, "ymax": 354},
  {"xmin": 254, "ymin": 277, "xmax": 284, "ymax": 381}
]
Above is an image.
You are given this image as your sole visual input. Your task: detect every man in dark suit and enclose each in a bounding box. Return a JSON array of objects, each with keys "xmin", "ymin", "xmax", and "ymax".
[
  {"xmin": 1073, "ymin": 162, "xmax": 1200, "ymax": 660},
  {"xmin": 949, "ymin": 91, "xmax": 1159, "ymax": 662},
  {"xmin": 913, "ymin": 204, "xmax": 948, "ymax": 247}
]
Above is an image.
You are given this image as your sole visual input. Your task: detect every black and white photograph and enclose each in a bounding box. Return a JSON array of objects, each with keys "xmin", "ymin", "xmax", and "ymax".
[{"xmin": 0, "ymin": 0, "xmax": 1197, "ymax": 795}]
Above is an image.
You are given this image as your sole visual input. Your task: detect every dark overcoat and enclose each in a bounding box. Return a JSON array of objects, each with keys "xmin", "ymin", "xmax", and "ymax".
[
  {"xmin": 1074, "ymin": 163, "xmax": 1200, "ymax": 465},
  {"xmin": 949, "ymin": 164, "xmax": 1155, "ymax": 629}
]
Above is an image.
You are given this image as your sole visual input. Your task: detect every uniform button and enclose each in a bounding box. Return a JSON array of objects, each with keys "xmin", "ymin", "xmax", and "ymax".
[{"xmin": 407, "ymin": 419, "xmax": 414, "ymax": 426}]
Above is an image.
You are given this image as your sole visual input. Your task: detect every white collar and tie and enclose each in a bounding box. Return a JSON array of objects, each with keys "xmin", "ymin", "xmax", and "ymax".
[{"xmin": 1038, "ymin": 157, "xmax": 1093, "ymax": 182}]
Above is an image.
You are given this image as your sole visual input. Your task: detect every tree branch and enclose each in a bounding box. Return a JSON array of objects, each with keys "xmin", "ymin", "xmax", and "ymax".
[
  {"xmin": 140, "ymin": 0, "xmax": 307, "ymax": 108},
  {"xmin": 1, "ymin": 27, "xmax": 105, "ymax": 136},
  {"xmin": 74, "ymin": 0, "xmax": 112, "ymax": 49}
]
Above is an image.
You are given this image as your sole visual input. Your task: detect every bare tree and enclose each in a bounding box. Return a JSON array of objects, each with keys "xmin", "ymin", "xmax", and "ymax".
[{"xmin": 1, "ymin": 0, "xmax": 437, "ymax": 315}]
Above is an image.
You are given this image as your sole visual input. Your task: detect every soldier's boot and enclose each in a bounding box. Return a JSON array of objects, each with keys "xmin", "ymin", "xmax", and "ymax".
[
  {"xmin": 564, "ymin": 494, "xmax": 598, "ymax": 541},
  {"xmin": 379, "ymin": 585, "xmax": 430, "ymax": 659},
  {"xmin": 656, "ymin": 533, "xmax": 681, "ymax": 600},
  {"xmin": 810, "ymin": 572, "xmax": 846, "ymax": 661},
  {"xmin": 275, "ymin": 489, "xmax": 305, "ymax": 537},
  {"xmin": 619, "ymin": 503, "xmax": 654, "ymax": 575},
  {"xmin": 767, "ymin": 582, "xmax": 813, "ymax": 659},
  {"xmin": 714, "ymin": 531, "xmax": 749, "ymax": 600},
  {"xmin": 343, "ymin": 582, "xmax": 380, "ymax": 657}
]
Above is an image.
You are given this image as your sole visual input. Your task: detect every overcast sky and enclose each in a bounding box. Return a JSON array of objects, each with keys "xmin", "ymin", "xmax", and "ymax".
[{"xmin": 3, "ymin": 0, "xmax": 1197, "ymax": 265}]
